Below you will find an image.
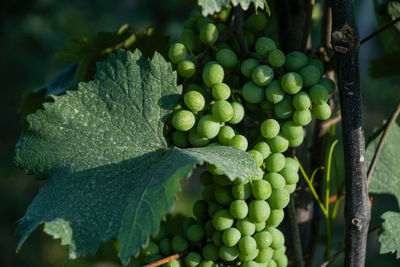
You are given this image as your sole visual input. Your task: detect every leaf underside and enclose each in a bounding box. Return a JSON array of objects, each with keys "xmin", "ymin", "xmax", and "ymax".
[{"xmin": 198, "ymin": 0, "xmax": 267, "ymax": 16}]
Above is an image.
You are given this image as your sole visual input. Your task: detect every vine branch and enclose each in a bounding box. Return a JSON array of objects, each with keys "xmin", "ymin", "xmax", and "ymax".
[
  {"xmin": 360, "ymin": 16, "xmax": 400, "ymax": 45},
  {"xmin": 142, "ymin": 250, "xmax": 190, "ymax": 267}
]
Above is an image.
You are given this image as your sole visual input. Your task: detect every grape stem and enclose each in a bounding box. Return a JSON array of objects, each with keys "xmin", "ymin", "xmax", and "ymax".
[{"xmin": 142, "ymin": 250, "xmax": 190, "ymax": 267}]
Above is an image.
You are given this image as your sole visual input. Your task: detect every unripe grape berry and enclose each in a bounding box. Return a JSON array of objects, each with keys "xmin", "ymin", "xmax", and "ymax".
[
  {"xmin": 267, "ymin": 133, "xmax": 289, "ymax": 153},
  {"xmin": 255, "ymin": 221, "xmax": 266, "ymax": 232},
  {"xmin": 171, "ymin": 235, "xmax": 189, "ymax": 253},
  {"xmin": 202, "ymin": 243, "xmax": 219, "ymax": 260},
  {"xmin": 185, "ymin": 252, "xmax": 202, "ymax": 267},
  {"xmin": 242, "ymin": 261, "xmax": 259, "ymax": 267},
  {"xmin": 252, "ymin": 65, "xmax": 274, "ymax": 86},
  {"xmin": 245, "ymin": 13, "xmax": 267, "ymax": 33},
  {"xmin": 267, "ymin": 227, "xmax": 285, "ymax": 249},
  {"xmin": 268, "ymin": 188, "xmax": 290, "ymax": 209},
  {"xmin": 229, "ymin": 102, "xmax": 245, "ymax": 124},
  {"xmin": 223, "ymin": 227, "xmax": 242, "ymax": 247},
  {"xmin": 203, "ymin": 63, "xmax": 224, "ymax": 87},
  {"xmin": 249, "ymin": 200, "xmax": 271, "ymax": 222},
  {"xmin": 299, "ymin": 65, "xmax": 321, "ymax": 87},
  {"xmin": 184, "ymin": 91, "xmax": 205, "ymax": 112},
  {"xmin": 217, "ymin": 125, "xmax": 235, "ymax": 145},
  {"xmin": 200, "ymin": 171, "xmax": 213, "ymax": 186},
  {"xmin": 281, "ymin": 72, "xmax": 303, "ymax": 94},
  {"xmin": 159, "ymin": 238, "xmax": 171, "ymax": 255},
  {"xmin": 309, "ymin": 84, "xmax": 329, "ymax": 104},
  {"xmin": 289, "ymin": 136, "xmax": 303, "ymax": 148},
  {"xmin": 264, "ymin": 173, "xmax": 285, "ymax": 189},
  {"xmin": 204, "ymin": 220, "xmax": 216, "ymax": 238},
  {"xmin": 273, "ymin": 246, "xmax": 287, "ymax": 259},
  {"xmin": 169, "ymin": 43, "xmax": 187, "ymax": 64},
  {"xmin": 312, "ymin": 102, "xmax": 331, "ymax": 120},
  {"xmin": 266, "ymin": 209, "xmax": 284, "ymax": 227},
  {"xmin": 255, "ymin": 247, "xmax": 274, "ymax": 263},
  {"xmin": 212, "ymin": 82, "xmax": 231, "ymax": 100},
  {"xmin": 219, "ymin": 245, "xmax": 239, "ymax": 261},
  {"xmin": 180, "ymin": 29, "xmax": 202, "ymax": 53},
  {"xmin": 172, "ymin": 131, "xmax": 189, "ymax": 148},
  {"xmin": 236, "ymin": 218, "xmax": 256, "ymax": 236},
  {"xmin": 164, "ymin": 259, "xmax": 180, "ymax": 267},
  {"xmin": 308, "ymin": 58, "xmax": 325, "ymax": 74},
  {"xmin": 255, "ymin": 37, "xmax": 277, "ymax": 57},
  {"xmin": 285, "ymin": 51, "xmax": 308, "ymax": 71},
  {"xmin": 293, "ymin": 92, "xmax": 311, "ymax": 110},
  {"xmin": 260, "ymin": 119, "xmax": 280, "ymax": 139},
  {"xmin": 172, "ymin": 110, "xmax": 195, "ymax": 131},
  {"xmin": 199, "ymin": 260, "xmax": 217, "ymax": 267},
  {"xmin": 244, "ymin": 30, "xmax": 255, "ymax": 45},
  {"xmin": 177, "ymin": 60, "xmax": 196, "ymax": 78},
  {"xmin": 214, "ymin": 185, "xmax": 233, "ymax": 206},
  {"xmin": 188, "ymin": 128, "xmax": 209, "ymax": 147},
  {"xmin": 196, "ymin": 17, "xmax": 213, "ymax": 31},
  {"xmin": 213, "ymin": 174, "xmax": 230, "ymax": 186},
  {"xmin": 200, "ymin": 23, "xmax": 219, "ymax": 44},
  {"xmin": 268, "ymin": 49, "xmax": 286, "ymax": 68},
  {"xmin": 186, "ymin": 224, "xmax": 205, "ymax": 242},
  {"xmin": 254, "ymin": 230, "xmax": 273, "ymax": 249},
  {"xmin": 239, "ymin": 249, "xmax": 259, "ymax": 262},
  {"xmin": 208, "ymin": 202, "xmax": 222, "ymax": 217},
  {"xmin": 212, "ymin": 209, "xmax": 234, "ymax": 231},
  {"xmin": 252, "ymin": 180, "xmax": 273, "ymax": 200},
  {"xmin": 280, "ymin": 167, "xmax": 300, "ymax": 184},
  {"xmin": 197, "ymin": 114, "xmax": 220, "ymax": 139},
  {"xmin": 212, "ymin": 230, "xmax": 223, "ymax": 246},
  {"xmin": 275, "ymin": 254, "xmax": 288, "ymax": 267},
  {"xmin": 248, "ymin": 150, "xmax": 264, "ymax": 167},
  {"xmin": 285, "ymin": 183, "xmax": 297, "ymax": 193},
  {"xmin": 319, "ymin": 77, "xmax": 336, "ymax": 94},
  {"xmin": 241, "ymin": 58, "xmax": 259, "ymax": 78},
  {"xmin": 274, "ymin": 95, "xmax": 294, "ymax": 119},
  {"xmin": 266, "ymin": 80, "xmax": 285, "ymax": 104},
  {"xmin": 183, "ymin": 217, "xmax": 196, "ymax": 232},
  {"xmin": 239, "ymin": 236, "xmax": 257, "ymax": 254},
  {"xmin": 265, "ymin": 153, "xmax": 286, "ymax": 173},
  {"xmin": 229, "ymin": 134, "xmax": 248, "ymax": 151},
  {"xmin": 253, "ymin": 141, "xmax": 271, "ymax": 159},
  {"xmin": 229, "ymin": 200, "xmax": 248, "ymax": 219},
  {"xmin": 212, "ymin": 100, "xmax": 233, "ymax": 122},
  {"xmin": 232, "ymin": 183, "xmax": 251, "ymax": 200},
  {"xmin": 242, "ymin": 81, "xmax": 264, "ymax": 103},
  {"xmin": 193, "ymin": 199, "xmax": 209, "ymax": 221},
  {"xmin": 142, "ymin": 241, "xmax": 159, "ymax": 257},
  {"xmin": 285, "ymin": 157, "xmax": 299, "ymax": 172},
  {"xmin": 282, "ymin": 121, "xmax": 303, "ymax": 140},
  {"xmin": 216, "ymin": 48, "xmax": 238, "ymax": 68}
]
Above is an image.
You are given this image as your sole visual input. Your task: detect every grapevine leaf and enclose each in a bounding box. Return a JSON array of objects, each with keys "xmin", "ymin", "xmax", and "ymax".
[
  {"xmin": 15, "ymin": 49, "xmax": 258, "ymax": 264},
  {"xmin": 388, "ymin": 1, "xmax": 400, "ymax": 32},
  {"xmin": 198, "ymin": 0, "xmax": 268, "ymax": 16},
  {"xmin": 378, "ymin": 211, "xmax": 400, "ymax": 259}
]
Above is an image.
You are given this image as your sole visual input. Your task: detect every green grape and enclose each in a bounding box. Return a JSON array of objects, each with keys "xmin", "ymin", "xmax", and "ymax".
[
  {"xmin": 229, "ymin": 200, "xmax": 248, "ymax": 219},
  {"xmin": 213, "ymin": 174, "xmax": 230, "ymax": 186},
  {"xmin": 218, "ymin": 6, "xmax": 231, "ymax": 22},
  {"xmin": 281, "ymin": 72, "xmax": 303, "ymax": 94},
  {"xmin": 239, "ymin": 236, "xmax": 257, "ymax": 254},
  {"xmin": 319, "ymin": 77, "xmax": 335, "ymax": 94},
  {"xmin": 142, "ymin": 241, "xmax": 159, "ymax": 257},
  {"xmin": 260, "ymin": 119, "xmax": 280, "ymax": 139},
  {"xmin": 171, "ymin": 235, "xmax": 189, "ymax": 253},
  {"xmin": 285, "ymin": 51, "xmax": 307, "ymax": 71},
  {"xmin": 184, "ymin": 91, "xmax": 205, "ymax": 112},
  {"xmin": 202, "ymin": 243, "xmax": 219, "ymax": 261},
  {"xmin": 255, "ymin": 247, "xmax": 274, "ymax": 263},
  {"xmin": 275, "ymin": 254, "xmax": 288, "ymax": 267},
  {"xmin": 279, "ymin": 167, "xmax": 299, "ymax": 184},
  {"xmin": 309, "ymin": 84, "xmax": 329, "ymax": 104},
  {"xmin": 249, "ymin": 200, "xmax": 271, "ymax": 222},
  {"xmin": 266, "ymin": 133, "xmax": 289, "ymax": 153},
  {"xmin": 185, "ymin": 252, "xmax": 202, "ymax": 267},
  {"xmin": 241, "ymin": 58, "xmax": 260, "ymax": 78},
  {"xmin": 204, "ymin": 220, "xmax": 216, "ymax": 238},
  {"xmin": 187, "ymin": 224, "xmax": 205, "ymax": 242},
  {"xmin": 299, "ymin": 65, "xmax": 321, "ymax": 87},
  {"xmin": 193, "ymin": 199, "xmax": 209, "ymax": 221},
  {"xmin": 164, "ymin": 259, "xmax": 180, "ymax": 267},
  {"xmin": 267, "ymin": 227, "xmax": 285, "ymax": 249},
  {"xmin": 242, "ymin": 81, "xmax": 265, "ymax": 103},
  {"xmin": 216, "ymin": 48, "xmax": 238, "ymax": 68},
  {"xmin": 268, "ymin": 49, "xmax": 286, "ymax": 68},
  {"xmin": 214, "ymin": 185, "xmax": 233, "ymax": 206},
  {"xmin": 248, "ymin": 150, "xmax": 264, "ymax": 167},
  {"xmin": 212, "ymin": 100, "xmax": 233, "ymax": 122},
  {"xmin": 274, "ymin": 95, "xmax": 294, "ymax": 119},
  {"xmin": 199, "ymin": 260, "xmax": 217, "ymax": 267},
  {"xmin": 169, "ymin": 43, "xmax": 187, "ymax": 64},
  {"xmin": 177, "ymin": 60, "xmax": 196, "ymax": 78},
  {"xmin": 223, "ymin": 227, "xmax": 242, "ymax": 247},
  {"xmin": 259, "ymin": 99, "xmax": 274, "ymax": 111},
  {"xmin": 254, "ymin": 167, "xmax": 265, "ymax": 181},
  {"xmin": 183, "ymin": 217, "xmax": 196, "ymax": 232},
  {"xmin": 216, "ymin": 23, "xmax": 228, "ymax": 33},
  {"xmin": 284, "ymin": 183, "xmax": 297, "ymax": 193},
  {"xmin": 255, "ymin": 221, "xmax": 266, "ymax": 232},
  {"xmin": 172, "ymin": 131, "xmax": 189, "ymax": 148},
  {"xmin": 212, "ymin": 209, "xmax": 234, "ymax": 231},
  {"xmin": 200, "ymin": 171, "xmax": 214, "ymax": 186},
  {"xmin": 254, "ymin": 230, "xmax": 273, "ymax": 249},
  {"xmin": 244, "ymin": 30, "xmax": 255, "ymax": 46},
  {"xmin": 188, "ymin": 128, "xmax": 209, "ymax": 147},
  {"xmin": 265, "ymin": 153, "xmax": 286, "ymax": 173},
  {"xmin": 252, "ymin": 65, "xmax": 275, "ymax": 86},
  {"xmin": 180, "ymin": 29, "xmax": 203, "ymax": 53},
  {"xmin": 266, "ymin": 209, "xmax": 284, "ymax": 227},
  {"xmin": 251, "ymin": 180, "xmax": 272, "ymax": 200},
  {"xmin": 268, "ymin": 259, "xmax": 278, "ymax": 267},
  {"xmin": 229, "ymin": 134, "xmax": 248, "ymax": 151},
  {"xmin": 207, "ymin": 163, "xmax": 224, "ymax": 175},
  {"xmin": 208, "ymin": 202, "xmax": 222, "ymax": 217},
  {"xmin": 284, "ymin": 157, "xmax": 299, "ymax": 172},
  {"xmin": 242, "ymin": 261, "xmax": 259, "ymax": 267},
  {"xmin": 293, "ymin": 109, "xmax": 312, "ymax": 126},
  {"xmin": 308, "ymin": 58, "xmax": 324, "ymax": 74},
  {"xmin": 152, "ymin": 226, "xmax": 167, "ymax": 242},
  {"xmin": 172, "ymin": 110, "xmax": 195, "ymax": 131},
  {"xmin": 200, "ymin": 23, "xmax": 219, "ymax": 44},
  {"xmin": 239, "ymin": 249, "xmax": 259, "ymax": 262},
  {"xmin": 312, "ymin": 102, "xmax": 331, "ymax": 120},
  {"xmin": 265, "ymin": 80, "xmax": 285, "ymax": 104},
  {"xmin": 159, "ymin": 238, "xmax": 171, "ymax": 255},
  {"xmin": 203, "ymin": 63, "xmax": 224, "ymax": 87},
  {"xmin": 255, "ymin": 37, "xmax": 277, "ymax": 57},
  {"xmin": 232, "ymin": 183, "xmax": 251, "ymax": 200},
  {"xmin": 273, "ymin": 246, "xmax": 286, "ymax": 258},
  {"xmin": 219, "ymin": 246, "xmax": 240, "ymax": 261},
  {"xmin": 282, "ymin": 121, "xmax": 303, "ymax": 140},
  {"xmin": 264, "ymin": 173, "xmax": 286, "ymax": 189},
  {"xmin": 268, "ymin": 188, "xmax": 290, "ymax": 209},
  {"xmin": 293, "ymin": 92, "xmax": 311, "ymax": 110},
  {"xmin": 212, "ymin": 82, "xmax": 231, "ymax": 100},
  {"xmin": 229, "ymin": 102, "xmax": 245, "ymax": 124},
  {"xmin": 253, "ymin": 141, "xmax": 271, "ymax": 159},
  {"xmin": 196, "ymin": 17, "xmax": 213, "ymax": 31},
  {"xmin": 217, "ymin": 125, "xmax": 235, "ymax": 145},
  {"xmin": 197, "ymin": 114, "xmax": 220, "ymax": 139},
  {"xmin": 288, "ymin": 135, "xmax": 304, "ymax": 147},
  {"xmin": 212, "ymin": 230, "xmax": 223, "ymax": 246},
  {"xmin": 236, "ymin": 218, "xmax": 256, "ymax": 236},
  {"xmin": 245, "ymin": 13, "xmax": 267, "ymax": 33}
]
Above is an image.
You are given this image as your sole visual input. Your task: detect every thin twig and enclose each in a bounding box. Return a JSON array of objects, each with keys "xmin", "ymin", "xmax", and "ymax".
[
  {"xmin": 288, "ymin": 197, "xmax": 305, "ymax": 267},
  {"xmin": 367, "ymin": 103, "xmax": 400, "ymax": 184},
  {"xmin": 360, "ymin": 16, "xmax": 400, "ymax": 45},
  {"xmin": 320, "ymin": 115, "xmax": 342, "ymax": 134},
  {"xmin": 142, "ymin": 250, "xmax": 189, "ymax": 267}
]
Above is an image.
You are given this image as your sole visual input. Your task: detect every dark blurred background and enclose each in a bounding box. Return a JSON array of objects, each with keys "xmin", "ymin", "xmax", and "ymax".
[{"xmin": 0, "ymin": 0, "xmax": 399, "ymax": 266}]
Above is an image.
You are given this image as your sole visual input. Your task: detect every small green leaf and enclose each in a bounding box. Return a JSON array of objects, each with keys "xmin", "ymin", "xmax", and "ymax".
[
  {"xmin": 15, "ymin": 49, "xmax": 258, "ymax": 264},
  {"xmin": 378, "ymin": 211, "xmax": 400, "ymax": 259},
  {"xmin": 198, "ymin": 0, "xmax": 268, "ymax": 16}
]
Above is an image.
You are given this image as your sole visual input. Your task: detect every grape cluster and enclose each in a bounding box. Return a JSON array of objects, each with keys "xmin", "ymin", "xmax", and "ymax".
[{"xmin": 138, "ymin": 6, "xmax": 335, "ymax": 267}]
